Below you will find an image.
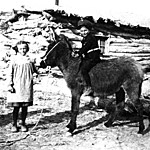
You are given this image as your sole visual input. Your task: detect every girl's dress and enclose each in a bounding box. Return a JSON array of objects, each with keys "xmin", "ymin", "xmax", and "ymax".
[{"xmin": 7, "ymin": 54, "xmax": 37, "ymax": 107}]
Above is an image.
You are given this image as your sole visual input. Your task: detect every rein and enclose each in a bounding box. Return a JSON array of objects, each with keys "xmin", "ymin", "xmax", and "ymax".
[
  {"xmin": 41, "ymin": 35, "xmax": 78, "ymax": 66},
  {"xmin": 43, "ymin": 41, "xmax": 61, "ymax": 59}
]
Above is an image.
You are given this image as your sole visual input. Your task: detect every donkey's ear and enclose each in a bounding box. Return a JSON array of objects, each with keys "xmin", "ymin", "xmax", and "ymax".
[{"xmin": 59, "ymin": 34, "xmax": 66, "ymax": 41}]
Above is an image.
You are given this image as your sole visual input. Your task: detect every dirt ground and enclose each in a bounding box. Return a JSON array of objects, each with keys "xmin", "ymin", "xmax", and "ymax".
[{"xmin": 1, "ymin": 66, "xmax": 150, "ymax": 150}]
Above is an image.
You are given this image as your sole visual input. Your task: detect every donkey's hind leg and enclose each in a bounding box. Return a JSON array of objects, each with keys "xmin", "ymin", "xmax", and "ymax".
[
  {"xmin": 126, "ymin": 82, "xmax": 145, "ymax": 134},
  {"xmin": 104, "ymin": 87, "xmax": 125, "ymax": 127}
]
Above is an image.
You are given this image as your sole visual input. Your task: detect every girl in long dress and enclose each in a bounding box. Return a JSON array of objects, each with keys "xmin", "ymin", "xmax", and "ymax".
[{"xmin": 7, "ymin": 41, "xmax": 39, "ymax": 132}]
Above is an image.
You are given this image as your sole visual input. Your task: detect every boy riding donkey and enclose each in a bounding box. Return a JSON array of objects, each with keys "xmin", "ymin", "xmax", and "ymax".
[{"xmin": 76, "ymin": 19, "xmax": 102, "ymax": 102}]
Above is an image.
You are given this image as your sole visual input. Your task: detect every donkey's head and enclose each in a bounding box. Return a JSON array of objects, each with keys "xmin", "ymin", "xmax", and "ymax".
[{"xmin": 40, "ymin": 34, "xmax": 73, "ymax": 69}]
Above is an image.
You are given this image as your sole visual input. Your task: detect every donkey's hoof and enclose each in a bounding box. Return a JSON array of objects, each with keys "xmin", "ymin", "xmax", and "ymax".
[
  {"xmin": 137, "ymin": 124, "xmax": 145, "ymax": 134},
  {"xmin": 66, "ymin": 123, "xmax": 76, "ymax": 133},
  {"xmin": 137, "ymin": 128, "xmax": 144, "ymax": 134},
  {"xmin": 137, "ymin": 127, "xmax": 145, "ymax": 134},
  {"xmin": 104, "ymin": 122, "xmax": 112, "ymax": 127},
  {"xmin": 137, "ymin": 130, "xmax": 143, "ymax": 134}
]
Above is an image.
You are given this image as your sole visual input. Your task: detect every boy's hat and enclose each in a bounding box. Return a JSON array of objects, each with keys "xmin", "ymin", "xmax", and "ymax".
[{"xmin": 77, "ymin": 19, "xmax": 93, "ymax": 30}]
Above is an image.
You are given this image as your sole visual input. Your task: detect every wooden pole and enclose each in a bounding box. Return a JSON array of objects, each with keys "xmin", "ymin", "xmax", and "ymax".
[{"xmin": 55, "ymin": 0, "xmax": 59, "ymax": 6}]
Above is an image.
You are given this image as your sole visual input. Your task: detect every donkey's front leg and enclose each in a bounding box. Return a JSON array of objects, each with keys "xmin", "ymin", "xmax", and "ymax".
[{"xmin": 66, "ymin": 89, "xmax": 81, "ymax": 133}]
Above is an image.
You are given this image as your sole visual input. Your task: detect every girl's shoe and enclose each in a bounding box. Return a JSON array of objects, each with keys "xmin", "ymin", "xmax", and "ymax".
[
  {"xmin": 20, "ymin": 125, "xmax": 28, "ymax": 132},
  {"xmin": 11, "ymin": 126, "xmax": 18, "ymax": 133}
]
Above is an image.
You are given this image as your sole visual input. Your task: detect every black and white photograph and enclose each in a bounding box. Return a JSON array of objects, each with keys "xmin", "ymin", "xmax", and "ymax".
[{"xmin": 1, "ymin": 0, "xmax": 150, "ymax": 149}]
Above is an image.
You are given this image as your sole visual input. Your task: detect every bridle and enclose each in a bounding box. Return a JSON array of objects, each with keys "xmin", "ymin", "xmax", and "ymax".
[
  {"xmin": 41, "ymin": 35, "xmax": 75, "ymax": 66},
  {"xmin": 41, "ymin": 41, "xmax": 61, "ymax": 65},
  {"xmin": 43, "ymin": 41, "xmax": 61, "ymax": 59}
]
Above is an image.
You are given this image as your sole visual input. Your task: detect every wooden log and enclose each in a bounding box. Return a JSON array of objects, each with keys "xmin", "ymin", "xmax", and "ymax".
[
  {"xmin": 138, "ymin": 60, "xmax": 150, "ymax": 65},
  {"xmin": 69, "ymin": 41, "xmax": 82, "ymax": 49},
  {"xmin": 20, "ymin": 8, "xmax": 42, "ymax": 15},
  {"xmin": 126, "ymin": 98, "xmax": 150, "ymax": 116},
  {"xmin": 109, "ymin": 47, "xmax": 150, "ymax": 54},
  {"xmin": 97, "ymin": 97, "xmax": 150, "ymax": 116},
  {"xmin": 135, "ymin": 57, "xmax": 150, "ymax": 61},
  {"xmin": 104, "ymin": 52, "xmax": 150, "ymax": 58}
]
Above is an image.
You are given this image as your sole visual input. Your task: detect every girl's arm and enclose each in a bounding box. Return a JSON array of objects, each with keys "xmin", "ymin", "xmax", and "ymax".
[{"xmin": 7, "ymin": 59, "xmax": 15, "ymax": 92}]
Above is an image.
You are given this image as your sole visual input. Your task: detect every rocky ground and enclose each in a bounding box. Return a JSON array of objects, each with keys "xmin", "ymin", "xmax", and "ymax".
[{"xmin": 0, "ymin": 63, "xmax": 150, "ymax": 150}]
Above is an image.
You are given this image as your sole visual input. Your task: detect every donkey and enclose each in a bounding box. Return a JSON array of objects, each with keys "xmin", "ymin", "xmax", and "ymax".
[{"xmin": 40, "ymin": 35, "xmax": 145, "ymax": 134}]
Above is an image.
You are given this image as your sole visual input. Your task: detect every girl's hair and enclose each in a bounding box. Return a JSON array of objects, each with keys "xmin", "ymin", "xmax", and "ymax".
[{"xmin": 13, "ymin": 41, "xmax": 29, "ymax": 53}]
